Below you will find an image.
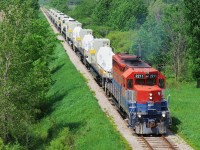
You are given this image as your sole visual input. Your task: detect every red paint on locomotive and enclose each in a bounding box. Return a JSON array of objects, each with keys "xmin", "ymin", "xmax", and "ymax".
[{"xmin": 112, "ymin": 53, "xmax": 166, "ymax": 104}]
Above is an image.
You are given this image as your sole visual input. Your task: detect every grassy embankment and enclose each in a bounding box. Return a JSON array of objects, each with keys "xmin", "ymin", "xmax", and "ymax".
[
  {"xmin": 34, "ymin": 10, "xmax": 200, "ymax": 150},
  {"xmin": 33, "ymin": 12, "xmax": 130, "ymax": 150},
  {"xmin": 168, "ymin": 82, "xmax": 200, "ymax": 149}
]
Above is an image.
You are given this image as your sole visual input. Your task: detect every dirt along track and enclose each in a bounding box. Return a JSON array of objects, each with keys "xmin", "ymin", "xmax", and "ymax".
[{"xmin": 41, "ymin": 8, "xmax": 194, "ymax": 150}]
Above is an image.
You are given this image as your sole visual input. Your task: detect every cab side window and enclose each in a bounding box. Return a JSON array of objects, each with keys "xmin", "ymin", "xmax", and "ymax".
[
  {"xmin": 127, "ymin": 79, "xmax": 133, "ymax": 89},
  {"xmin": 159, "ymin": 79, "xmax": 165, "ymax": 88}
]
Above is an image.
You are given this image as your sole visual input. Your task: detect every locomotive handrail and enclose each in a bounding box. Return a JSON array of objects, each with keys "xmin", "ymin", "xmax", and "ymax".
[{"xmin": 167, "ymin": 94, "xmax": 171, "ymax": 104}]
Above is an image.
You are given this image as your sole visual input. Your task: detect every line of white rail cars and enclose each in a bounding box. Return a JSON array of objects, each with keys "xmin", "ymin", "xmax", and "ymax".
[{"xmin": 48, "ymin": 9, "xmax": 114, "ymax": 88}]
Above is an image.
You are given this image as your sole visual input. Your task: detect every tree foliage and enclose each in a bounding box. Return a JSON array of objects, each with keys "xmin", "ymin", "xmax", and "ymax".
[
  {"xmin": 106, "ymin": 31, "xmax": 135, "ymax": 53},
  {"xmin": 184, "ymin": 0, "xmax": 200, "ymax": 87},
  {"xmin": 71, "ymin": 0, "xmax": 147, "ymax": 31},
  {"xmin": 108, "ymin": 0, "xmax": 147, "ymax": 30},
  {"xmin": 132, "ymin": 0, "xmax": 189, "ymax": 81},
  {"xmin": 40, "ymin": 0, "xmax": 69, "ymax": 13},
  {"xmin": 0, "ymin": 0, "xmax": 56, "ymax": 147},
  {"xmin": 44, "ymin": 0, "xmax": 199, "ymax": 83}
]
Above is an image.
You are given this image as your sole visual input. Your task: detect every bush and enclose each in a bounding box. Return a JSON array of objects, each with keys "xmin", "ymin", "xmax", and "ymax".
[
  {"xmin": 47, "ymin": 128, "xmax": 73, "ymax": 150},
  {"xmin": 106, "ymin": 31, "xmax": 135, "ymax": 53}
]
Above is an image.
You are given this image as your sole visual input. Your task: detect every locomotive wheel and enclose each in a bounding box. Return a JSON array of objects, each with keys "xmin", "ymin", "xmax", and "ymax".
[
  {"xmin": 72, "ymin": 45, "xmax": 75, "ymax": 51},
  {"xmin": 105, "ymin": 89, "xmax": 111, "ymax": 97}
]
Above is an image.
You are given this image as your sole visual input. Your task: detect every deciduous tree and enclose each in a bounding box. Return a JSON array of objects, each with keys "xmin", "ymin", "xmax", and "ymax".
[
  {"xmin": 184, "ymin": 0, "xmax": 200, "ymax": 87},
  {"xmin": 0, "ymin": 0, "xmax": 56, "ymax": 147}
]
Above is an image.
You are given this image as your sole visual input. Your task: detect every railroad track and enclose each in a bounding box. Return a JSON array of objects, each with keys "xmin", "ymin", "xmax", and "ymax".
[
  {"xmin": 138, "ymin": 135, "xmax": 178, "ymax": 150},
  {"xmin": 109, "ymin": 95, "xmax": 179, "ymax": 150}
]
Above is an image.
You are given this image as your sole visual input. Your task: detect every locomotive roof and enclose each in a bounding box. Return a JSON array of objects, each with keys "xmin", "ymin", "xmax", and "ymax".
[{"xmin": 114, "ymin": 53, "xmax": 151, "ymax": 68}]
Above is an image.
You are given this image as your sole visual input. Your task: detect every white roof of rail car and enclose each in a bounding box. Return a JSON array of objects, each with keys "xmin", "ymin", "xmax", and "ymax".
[
  {"xmin": 57, "ymin": 13, "xmax": 64, "ymax": 16},
  {"xmin": 68, "ymin": 18, "xmax": 75, "ymax": 21},
  {"xmin": 62, "ymin": 15, "xmax": 69, "ymax": 18}
]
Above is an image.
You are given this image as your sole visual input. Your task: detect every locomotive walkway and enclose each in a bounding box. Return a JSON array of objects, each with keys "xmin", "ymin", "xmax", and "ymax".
[{"xmin": 41, "ymin": 7, "xmax": 193, "ymax": 150}]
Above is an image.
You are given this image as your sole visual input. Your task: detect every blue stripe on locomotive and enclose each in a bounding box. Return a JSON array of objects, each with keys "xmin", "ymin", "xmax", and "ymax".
[{"xmin": 112, "ymin": 79, "xmax": 168, "ymax": 116}]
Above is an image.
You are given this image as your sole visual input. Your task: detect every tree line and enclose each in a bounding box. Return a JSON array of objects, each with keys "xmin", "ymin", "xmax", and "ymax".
[
  {"xmin": 0, "ymin": 0, "xmax": 56, "ymax": 148},
  {"xmin": 44, "ymin": 0, "xmax": 200, "ymax": 87}
]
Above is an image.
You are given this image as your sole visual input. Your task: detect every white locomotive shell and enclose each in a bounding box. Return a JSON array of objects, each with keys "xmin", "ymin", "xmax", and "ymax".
[
  {"xmin": 66, "ymin": 21, "xmax": 82, "ymax": 40},
  {"xmin": 60, "ymin": 15, "xmax": 69, "ymax": 30},
  {"xmin": 72, "ymin": 26, "xmax": 82, "ymax": 47},
  {"xmin": 55, "ymin": 13, "xmax": 64, "ymax": 27},
  {"xmin": 73, "ymin": 28, "xmax": 93, "ymax": 49},
  {"xmin": 96, "ymin": 47, "xmax": 114, "ymax": 78},
  {"xmin": 82, "ymin": 34, "xmax": 94, "ymax": 52},
  {"xmin": 97, "ymin": 47, "xmax": 114, "ymax": 73},
  {"xmin": 50, "ymin": 9, "xmax": 57, "ymax": 23},
  {"xmin": 85, "ymin": 38, "xmax": 110, "ymax": 64}
]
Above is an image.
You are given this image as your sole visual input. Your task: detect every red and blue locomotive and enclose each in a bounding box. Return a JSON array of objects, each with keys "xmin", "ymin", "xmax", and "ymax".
[
  {"xmin": 48, "ymin": 8, "xmax": 172, "ymax": 135},
  {"xmin": 108, "ymin": 53, "xmax": 171, "ymax": 134}
]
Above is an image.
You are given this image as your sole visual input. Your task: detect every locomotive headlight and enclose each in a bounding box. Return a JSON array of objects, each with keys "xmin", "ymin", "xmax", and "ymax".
[
  {"xmin": 149, "ymin": 93, "xmax": 152, "ymax": 96},
  {"xmin": 162, "ymin": 112, "xmax": 166, "ymax": 117},
  {"xmin": 137, "ymin": 113, "xmax": 142, "ymax": 118},
  {"xmin": 149, "ymin": 97, "xmax": 152, "ymax": 100}
]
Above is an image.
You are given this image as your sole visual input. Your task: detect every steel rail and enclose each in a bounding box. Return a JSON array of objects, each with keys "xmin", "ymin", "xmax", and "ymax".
[
  {"xmin": 161, "ymin": 135, "xmax": 176, "ymax": 150},
  {"xmin": 140, "ymin": 135, "xmax": 154, "ymax": 150}
]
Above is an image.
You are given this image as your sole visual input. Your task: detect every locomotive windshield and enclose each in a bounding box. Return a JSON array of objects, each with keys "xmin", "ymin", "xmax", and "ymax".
[
  {"xmin": 135, "ymin": 79, "xmax": 145, "ymax": 85},
  {"xmin": 135, "ymin": 78, "xmax": 156, "ymax": 86},
  {"xmin": 146, "ymin": 78, "xmax": 156, "ymax": 85}
]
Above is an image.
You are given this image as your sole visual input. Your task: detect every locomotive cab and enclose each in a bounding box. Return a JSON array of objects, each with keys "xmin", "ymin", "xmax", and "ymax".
[{"xmin": 112, "ymin": 53, "xmax": 171, "ymax": 134}]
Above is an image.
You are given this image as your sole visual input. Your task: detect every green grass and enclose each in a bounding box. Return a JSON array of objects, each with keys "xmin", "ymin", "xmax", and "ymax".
[
  {"xmin": 169, "ymin": 82, "xmax": 200, "ymax": 149},
  {"xmin": 33, "ymin": 42, "xmax": 130, "ymax": 149}
]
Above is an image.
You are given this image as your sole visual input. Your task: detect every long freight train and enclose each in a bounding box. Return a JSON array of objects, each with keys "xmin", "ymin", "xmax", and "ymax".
[{"xmin": 48, "ymin": 9, "xmax": 172, "ymax": 134}]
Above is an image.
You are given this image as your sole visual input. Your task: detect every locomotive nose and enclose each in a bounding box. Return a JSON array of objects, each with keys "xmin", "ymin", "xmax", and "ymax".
[
  {"xmin": 134, "ymin": 85, "xmax": 162, "ymax": 103},
  {"xmin": 148, "ymin": 90, "xmax": 162, "ymax": 101}
]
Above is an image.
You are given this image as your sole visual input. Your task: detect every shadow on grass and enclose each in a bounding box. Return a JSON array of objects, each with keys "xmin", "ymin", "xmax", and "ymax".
[
  {"xmin": 170, "ymin": 116, "xmax": 181, "ymax": 134},
  {"xmin": 47, "ymin": 121, "xmax": 86, "ymax": 139},
  {"xmin": 50, "ymin": 63, "xmax": 65, "ymax": 74},
  {"xmin": 37, "ymin": 91, "xmax": 68, "ymax": 120},
  {"xmin": 33, "ymin": 86, "xmax": 86, "ymax": 149},
  {"xmin": 45, "ymin": 121, "xmax": 85, "ymax": 148},
  {"xmin": 32, "ymin": 121, "xmax": 85, "ymax": 150},
  {"xmin": 38, "ymin": 83, "xmax": 83, "ymax": 120}
]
